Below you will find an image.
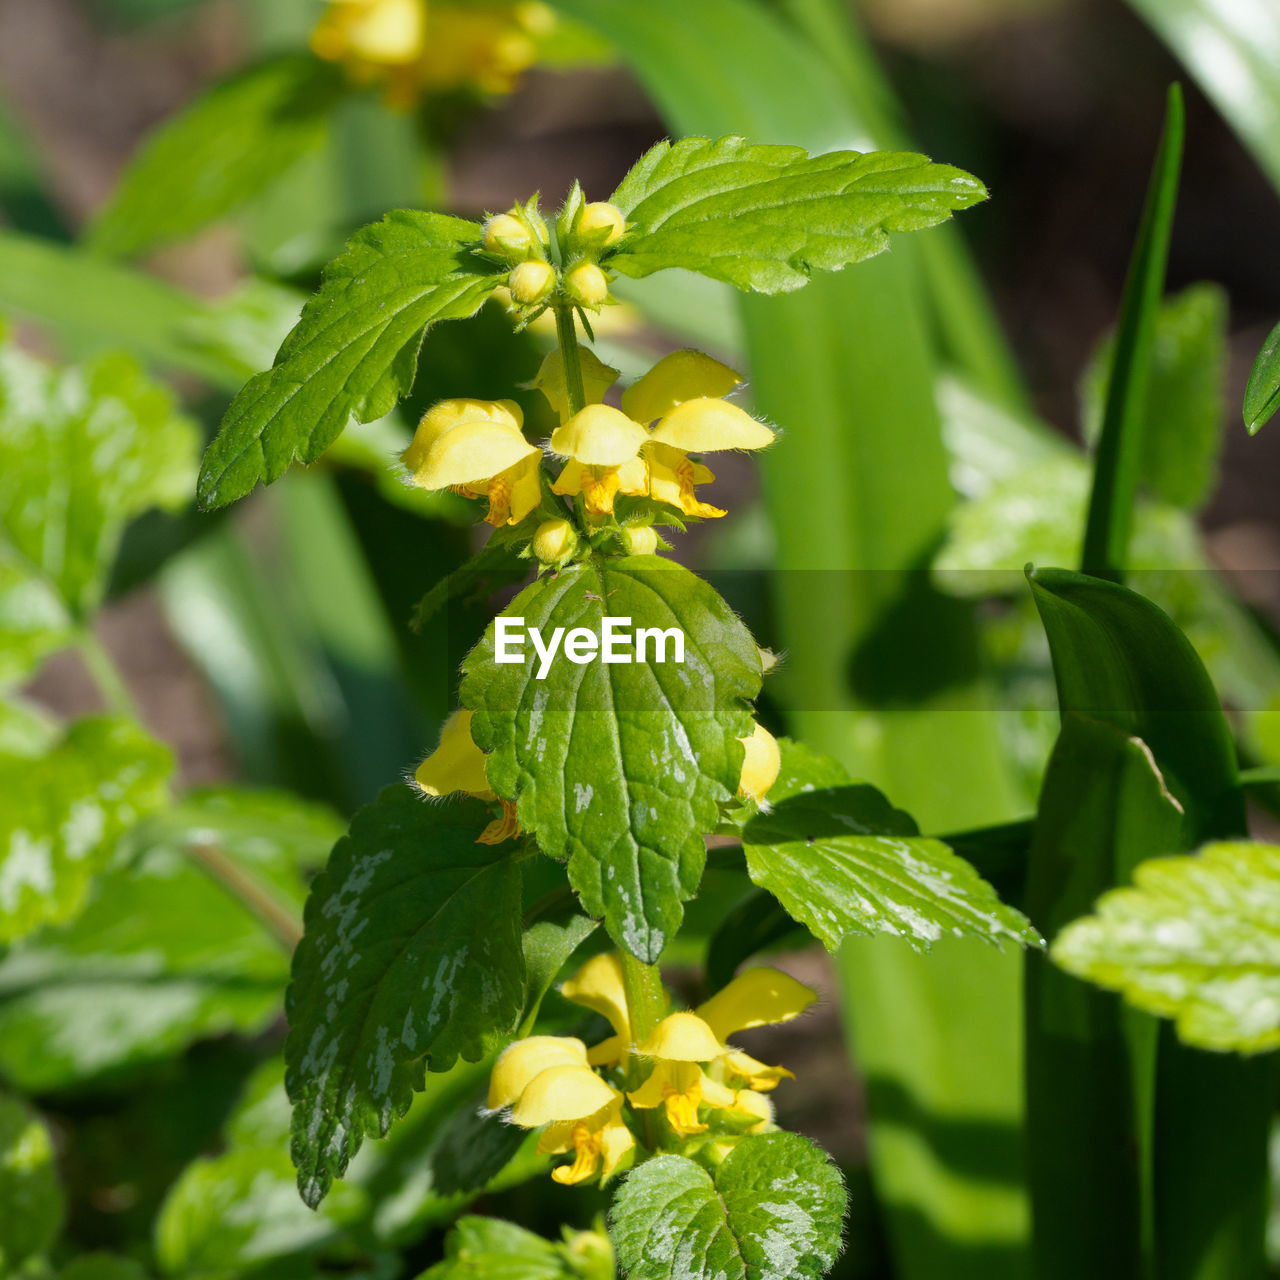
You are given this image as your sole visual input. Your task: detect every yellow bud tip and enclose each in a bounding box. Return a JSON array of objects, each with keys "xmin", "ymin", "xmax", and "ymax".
[
  {"xmin": 621, "ymin": 525, "xmax": 657, "ymax": 556},
  {"xmin": 737, "ymin": 723, "xmax": 781, "ymax": 802},
  {"xmin": 484, "ymin": 212, "xmax": 536, "ymax": 259},
  {"xmin": 509, "ymin": 259, "xmax": 555, "ymax": 306},
  {"xmin": 533, "ymin": 518, "xmax": 578, "ymax": 565},
  {"xmin": 579, "ymin": 201, "xmax": 626, "ymax": 247},
  {"xmin": 565, "ymin": 262, "xmax": 609, "ymax": 309}
]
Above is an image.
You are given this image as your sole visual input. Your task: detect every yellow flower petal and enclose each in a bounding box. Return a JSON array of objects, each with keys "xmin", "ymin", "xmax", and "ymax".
[
  {"xmin": 510, "ymin": 1064, "xmax": 620, "ymax": 1128},
  {"xmin": 477, "ymin": 799, "xmax": 521, "ymax": 845},
  {"xmin": 696, "ymin": 967, "xmax": 816, "ymax": 1042},
  {"xmin": 736, "ymin": 723, "xmax": 781, "ymax": 803},
  {"xmin": 732, "ymin": 1088, "xmax": 775, "ymax": 1132},
  {"xmin": 628, "ymin": 1060, "xmax": 708, "ymax": 1136},
  {"xmin": 637, "ymin": 1012, "xmax": 724, "ymax": 1063},
  {"xmin": 649, "ymin": 398, "xmax": 774, "ymax": 453},
  {"xmin": 621, "ymin": 350, "xmax": 743, "ymax": 426},
  {"xmin": 561, "ymin": 952, "xmax": 630, "ymax": 1040},
  {"xmin": 488, "ymin": 1036, "xmax": 588, "ymax": 1110},
  {"xmin": 550, "ymin": 404, "xmax": 647, "ymax": 467},
  {"xmin": 586, "ymin": 1034, "xmax": 627, "ymax": 1067},
  {"xmin": 312, "ymin": 0, "xmax": 425, "ymax": 66},
  {"xmin": 403, "ymin": 398, "xmax": 523, "ymax": 473},
  {"xmin": 406, "ymin": 419, "xmax": 537, "ymax": 492},
  {"xmin": 532, "ymin": 348, "xmax": 620, "ymax": 423},
  {"xmin": 645, "ymin": 442, "xmax": 723, "ymax": 519},
  {"xmin": 597, "ymin": 1114, "xmax": 636, "ymax": 1180},
  {"xmin": 721, "ymin": 1049, "xmax": 794, "ymax": 1092},
  {"xmin": 414, "ymin": 710, "xmax": 493, "ymax": 800},
  {"xmin": 482, "ymin": 452, "xmax": 543, "ymax": 528}
]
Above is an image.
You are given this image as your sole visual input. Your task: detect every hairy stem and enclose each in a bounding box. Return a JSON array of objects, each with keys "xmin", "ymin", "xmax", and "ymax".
[
  {"xmin": 620, "ymin": 951, "xmax": 664, "ymax": 1045},
  {"xmin": 188, "ymin": 839, "xmax": 304, "ymax": 954},
  {"xmin": 553, "ymin": 302, "xmax": 587, "ymax": 416}
]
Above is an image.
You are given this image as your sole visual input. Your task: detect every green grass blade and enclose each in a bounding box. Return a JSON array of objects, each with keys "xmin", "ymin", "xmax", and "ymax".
[{"xmin": 1080, "ymin": 86, "xmax": 1184, "ymax": 581}]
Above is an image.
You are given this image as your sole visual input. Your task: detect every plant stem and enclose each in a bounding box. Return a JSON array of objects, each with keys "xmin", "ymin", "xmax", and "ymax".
[
  {"xmin": 553, "ymin": 302, "xmax": 587, "ymax": 416},
  {"xmin": 620, "ymin": 951, "xmax": 664, "ymax": 1045},
  {"xmin": 188, "ymin": 839, "xmax": 304, "ymax": 954},
  {"xmin": 79, "ymin": 628, "xmax": 143, "ymax": 722}
]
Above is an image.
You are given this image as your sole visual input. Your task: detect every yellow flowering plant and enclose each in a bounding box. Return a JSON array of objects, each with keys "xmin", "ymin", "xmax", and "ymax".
[{"xmin": 191, "ymin": 135, "xmax": 1045, "ymax": 1277}]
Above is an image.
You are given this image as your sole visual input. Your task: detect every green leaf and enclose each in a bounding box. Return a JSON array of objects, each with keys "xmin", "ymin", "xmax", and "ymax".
[
  {"xmin": 609, "ymin": 1132, "xmax": 846, "ymax": 1280},
  {"xmin": 1243, "ymin": 318, "xmax": 1280, "ymax": 435},
  {"xmin": 59, "ymin": 1255, "xmax": 147, "ymax": 1280},
  {"xmin": 90, "ymin": 54, "xmax": 345, "ymax": 259},
  {"xmin": 410, "ymin": 525, "xmax": 533, "ymax": 633},
  {"xmin": 461, "ymin": 555, "xmax": 761, "ymax": 962},
  {"xmin": 422, "ymin": 1217, "xmax": 574, "ymax": 1280},
  {"xmin": 0, "ymin": 343, "xmax": 199, "ymax": 621},
  {"xmin": 0, "ymin": 555, "xmax": 73, "ymax": 689},
  {"xmin": 0, "ymin": 716, "xmax": 172, "ymax": 946},
  {"xmin": 1081, "ymin": 85, "xmax": 1184, "ymax": 579},
  {"xmin": 1081, "ymin": 282, "xmax": 1227, "ymax": 509},
  {"xmin": 0, "ymin": 1093, "xmax": 63, "ymax": 1273},
  {"xmin": 197, "ymin": 211, "xmax": 500, "ymax": 509},
  {"xmin": 1124, "ymin": 0, "xmax": 1280, "ymax": 197},
  {"xmin": 606, "ymin": 135, "xmax": 987, "ymax": 294},
  {"xmin": 285, "ymin": 787, "xmax": 525, "ymax": 1208},
  {"xmin": 742, "ymin": 744, "xmax": 1040, "ymax": 953},
  {"xmin": 0, "ymin": 786, "xmax": 337, "ymax": 1091},
  {"xmin": 1053, "ymin": 841, "xmax": 1280, "ymax": 1054},
  {"xmin": 519, "ymin": 903, "xmax": 597, "ymax": 1034}
]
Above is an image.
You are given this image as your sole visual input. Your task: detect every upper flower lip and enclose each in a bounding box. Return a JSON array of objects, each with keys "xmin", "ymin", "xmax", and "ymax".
[
  {"xmin": 406, "ymin": 419, "xmax": 539, "ymax": 490},
  {"xmin": 621, "ymin": 348, "xmax": 743, "ymax": 426},
  {"xmin": 649, "ymin": 397, "xmax": 775, "ymax": 453},
  {"xmin": 550, "ymin": 404, "xmax": 648, "ymax": 466}
]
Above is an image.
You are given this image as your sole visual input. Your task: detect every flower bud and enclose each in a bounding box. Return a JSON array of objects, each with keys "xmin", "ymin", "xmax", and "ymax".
[
  {"xmin": 579, "ymin": 201, "xmax": 626, "ymax": 247},
  {"xmin": 621, "ymin": 524, "xmax": 657, "ymax": 556},
  {"xmin": 533, "ymin": 518, "xmax": 578, "ymax": 565},
  {"xmin": 565, "ymin": 261, "xmax": 609, "ymax": 309},
  {"xmin": 509, "ymin": 259, "xmax": 555, "ymax": 306},
  {"xmin": 737, "ymin": 723, "xmax": 781, "ymax": 803},
  {"xmin": 483, "ymin": 212, "xmax": 536, "ymax": 260}
]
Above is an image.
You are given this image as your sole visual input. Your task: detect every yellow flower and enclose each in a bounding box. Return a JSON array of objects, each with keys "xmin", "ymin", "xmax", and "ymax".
[
  {"xmin": 627, "ymin": 1012, "xmax": 739, "ymax": 1137},
  {"xmin": 488, "ymin": 1035, "xmax": 589, "ymax": 1109},
  {"xmin": 737, "ymin": 723, "xmax": 781, "ymax": 803},
  {"xmin": 561, "ymin": 951, "xmax": 633, "ymax": 1066},
  {"xmin": 312, "ymin": 0, "xmax": 425, "ymax": 68},
  {"xmin": 550, "ymin": 405, "xmax": 648, "ymax": 515},
  {"xmin": 414, "ymin": 709, "xmax": 519, "ymax": 845},
  {"xmin": 621, "ymin": 351, "xmax": 773, "ymax": 519},
  {"xmin": 402, "ymin": 398, "xmax": 541, "ymax": 527},
  {"xmin": 508, "ymin": 1063, "xmax": 635, "ymax": 1184},
  {"xmin": 532, "ymin": 348, "xmax": 619, "ymax": 424},
  {"xmin": 696, "ymin": 967, "xmax": 815, "ymax": 1091}
]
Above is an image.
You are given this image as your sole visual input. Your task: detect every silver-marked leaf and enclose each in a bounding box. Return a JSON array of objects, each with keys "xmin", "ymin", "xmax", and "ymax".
[
  {"xmin": 742, "ymin": 744, "xmax": 1039, "ymax": 952},
  {"xmin": 0, "ymin": 1093, "xmax": 64, "ymax": 1273},
  {"xmin": 461, "ymin": 555, "xmax": 761, "ymax": 963},
  {"xmin": 285, "ymin": 787, "xmax": 525, "ymax": 1208},
  {"xmin": 0, "ymin": 716, "xmax": 172, "ymax": 945},
  {"xmin": 197, "ymin": 211, "xmax": 500, "ymax": 509},
  {"xmin": 0, "ymin": 787, "xmax": 339, "ymax": 1091},
  {"xmin": 0, "ymin": 341, "xmax": 199, "ymax": 622},
  {"xmin": 609, "ymin": 1133, "xmax": 846, "ymax": 1280},
  {"xmin": 1053, "ymin": 840, "xmax": 1280, "ymax": 1053},
  {"xmin": 90, "ymin": 53, "xmax": 346, "ymax": 259},
  {"xmin": 606, "ymin": 135, "xmax": 987, "ymax": 294}
]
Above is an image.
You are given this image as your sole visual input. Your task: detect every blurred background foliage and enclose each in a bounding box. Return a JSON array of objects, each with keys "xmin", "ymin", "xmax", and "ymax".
[{"xmin": 1, "ymin": 0, "xmax": 1278, "ymax": 1276}]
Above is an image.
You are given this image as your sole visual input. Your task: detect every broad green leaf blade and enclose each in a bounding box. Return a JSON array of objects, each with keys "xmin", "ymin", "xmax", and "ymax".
[
  {"xmin": 1243, "ymin": 319, "xmax": 1280, "ymax": 434},
  {"xmin": 0, "ymin": 342, "xmax": 199, "ymax": 620},
  {"xmin": 518, "ymin": 905, "xmax": 597, "ymax": 1035},
  {"xmin": 0, "ymin": 1093, "xmax": 63, "ymax": 1272},
  {"xmin": 90, "ymin": 54, "xmax": 345, "ymax": 259},
  {"xmin": 0, "ymin": 716, "xmax": 172, "ymax": 946},
  {"xmin": 0, "ymin": 555, "xmax": 73, "ymax": 689},
  {"xmin": 1023, "ymin": 713, "xmax": 1186, "ymax": 1279},
  {"xmin": 0, "ymin": 787, "xmax": 337, "ymax": 1091},
  {"xmin": 423, "ymin": 1217, "xmax": 578, "ymax": 1280},
  {"xmin": 743, "ymin": 783, "xmax": 1040, "ymax": 952},
  {"xmin": 1081, "ymin": 282, "xmax": 1228, "ymax": 510},
  {"xmin": 607, "ymin": 135, "xmax": 987, "ymax": 294},
  {"xmin": 1124, "ymin": 0, "xmax": 1280, "ymax": 196},
  {"xmin": 1054, "ymin": 841, "xmax": 1280, "ymax": 1053},
  {"xmin": 461, "ymin": 555, "xmax": 761, "ymax": 962},
  {"xmin": 609, "ymin": 1132, "xmax": 846, "ymax": 1280},
  {"xmin": 197, "ymin": 211, "xmax": 499, "ymax": 510},
  {"xmin": 1081, "ymin": 85, "xmax": 1184, "ymax": 580},
  {"xmin": 285, "ymin": 787, "xmax": 525, "ymax": 1208}
]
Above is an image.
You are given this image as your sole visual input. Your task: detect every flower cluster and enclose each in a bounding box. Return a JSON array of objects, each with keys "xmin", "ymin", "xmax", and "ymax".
[
  {"xmin": 403, "ymin": 346, "xmax": 774, "ymax": 531},
  {"xmin": 311, "ymin": 0, "xmax": 552, "ymax": 107},
  {"xmin": 413, "ymin": 710, "xmax": 781, "ymax": 843},
  {"xmin": 488, "ymin": 955, "xmax": 816, "ymax": 1184}
]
